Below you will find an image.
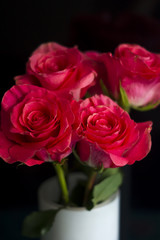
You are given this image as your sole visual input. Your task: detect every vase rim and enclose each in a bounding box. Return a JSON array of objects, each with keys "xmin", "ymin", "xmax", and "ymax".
[
  {"xmin": 65, "ymin": 190, "xmax": 119, "ymax": 211},
  {"xmin": 38, "ymin": 172, "xmax": 120, "ymax": 212}
]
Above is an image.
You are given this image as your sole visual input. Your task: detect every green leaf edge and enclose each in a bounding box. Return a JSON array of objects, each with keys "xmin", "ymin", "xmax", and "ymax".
[
  {"xmin": 100, "ymin": 79, "xmax": 110, "ymax": 96},
  {"xmin": 131, "ymin": 100, "xmax": 160, "ymax": 111},
  {"xmin": 22, "ymin": 209, "xmax": 61, "ymax": 238},
  {"xmin": 92, "ymin": 172, "xmax": 123, "ymax": 206},
  {"xmin": 118, "ymin": 83, "xmax": 130, "ymax": 112}
]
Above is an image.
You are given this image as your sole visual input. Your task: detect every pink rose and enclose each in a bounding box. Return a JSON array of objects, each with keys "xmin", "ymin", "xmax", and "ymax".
[
  {"xmin": 114, "ymin": 44, "xmax": 160, "ymax": 107},
  {"xmin": 15, "ymin": 42, "xmax": 96, "ymax": 100},
  {"xmin": 86, "ymin": 44, "xmax": 160, "ymax": 108},
  {"xmin": 77, "ymin": 94, "xmax": 152, "ymax": 168},
  {"xmin": 0, "ymin": 85, "xmax": 79, "ymax": 166}
]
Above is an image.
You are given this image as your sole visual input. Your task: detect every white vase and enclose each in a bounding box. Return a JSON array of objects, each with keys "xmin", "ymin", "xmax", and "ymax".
[{"xmin": 38, "ymin": 173, "xmax": 120, "ymax": 240}]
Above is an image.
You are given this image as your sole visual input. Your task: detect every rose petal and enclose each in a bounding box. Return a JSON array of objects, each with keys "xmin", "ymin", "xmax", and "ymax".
[{"xmin": 124, "ymin": 121, "xmax": 152, "ymax": 164}]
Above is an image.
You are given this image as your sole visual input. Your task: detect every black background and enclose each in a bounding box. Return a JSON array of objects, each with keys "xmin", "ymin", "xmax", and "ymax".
[{"xmin": 1, "ymin": 0, "xmax": 160, "ymax": 239}]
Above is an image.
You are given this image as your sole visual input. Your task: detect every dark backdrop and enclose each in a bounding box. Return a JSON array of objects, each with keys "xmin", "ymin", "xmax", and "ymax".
[{"xmin": 1, "ymin": 1, "xmax": 160, "ymax": 239}]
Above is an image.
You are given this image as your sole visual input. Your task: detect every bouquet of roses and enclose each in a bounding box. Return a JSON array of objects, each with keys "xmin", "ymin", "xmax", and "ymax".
[{"xmin": 0, "ymin": 42, "xmax": 158, "ymax": 238}]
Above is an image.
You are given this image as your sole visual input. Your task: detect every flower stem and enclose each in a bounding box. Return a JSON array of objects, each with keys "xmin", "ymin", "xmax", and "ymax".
[
  {"xmin": 54, "ymin": 164, "xmax": 69, "ymax": 205},
  {"xmin": 83, "ymin": 170, "xmax": 97, "ymax": 206}
]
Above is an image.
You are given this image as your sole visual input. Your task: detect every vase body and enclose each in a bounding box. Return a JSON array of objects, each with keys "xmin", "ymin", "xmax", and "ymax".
[{"xmin": 38, "ymin": 173, "xmax": 120, "ymax": 240}]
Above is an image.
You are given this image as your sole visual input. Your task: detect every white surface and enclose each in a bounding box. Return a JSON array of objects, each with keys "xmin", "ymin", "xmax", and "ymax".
[{"xmin": 38, "ymin": 173, "xmax": 120, "ymax": 240}]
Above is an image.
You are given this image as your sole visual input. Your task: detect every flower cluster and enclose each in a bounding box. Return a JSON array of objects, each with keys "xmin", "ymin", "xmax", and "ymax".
[
  {"xmin": 0, "ymin": 42, "xmax": 155, "ymax": 169},
  {"xmin": 1, "ymin": 41, "xmax": 158, "ymax": 238}
]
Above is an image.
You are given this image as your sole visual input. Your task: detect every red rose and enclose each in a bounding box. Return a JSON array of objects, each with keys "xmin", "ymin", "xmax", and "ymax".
[
  {"xmin": 15, "ymin": 42, "xmax": 96, "ymax": 100},
  {"xmin": 77, "ymin": 94, "xmax": 152, "ymax": 168},
  {"xmin": 0, "ymin": 85, "xmax": 79, "ymax": 166}
]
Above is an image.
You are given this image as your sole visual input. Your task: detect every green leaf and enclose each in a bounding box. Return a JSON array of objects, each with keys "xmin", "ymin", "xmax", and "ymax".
[
  {"xmin": 132, "ymin": 100, "xmax": 160, "ymax": 111},
  {"xmin": 92, "ymin": 172, "xmax": 123, "ymax": 206},
  {"xmin": 99, "ymin": 167, "xmax": 120, "ymax": 180},
  {"xmin": 100, "ymin": 79, "xmax": 110, "ymax": 96},
  {"xmin": 22, "ymin": 209, "xmax": 60, "ymax": 238},
  {"xmin": 118, "ymin": 83, "xmax": 130, "ymax": 112}
]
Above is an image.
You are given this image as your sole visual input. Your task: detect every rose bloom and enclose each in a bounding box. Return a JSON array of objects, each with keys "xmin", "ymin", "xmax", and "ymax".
[
  {"xmin": 0, "ymin": 85, "xmax": 79, "ymax": 166},
  {"xmin": 87, "ymin": 44, "xmax": 160, "ymax": 108},
  {"xmin": 114, "ymin": 44, "xmax": 160, "ymax": 107},
  {"xmin": 15, "ymin": 42, "xmax": 96, "ymax": 100},
  {"xmin": 77, "ymin": 94, "xmax": 152, "ymax": 168}
]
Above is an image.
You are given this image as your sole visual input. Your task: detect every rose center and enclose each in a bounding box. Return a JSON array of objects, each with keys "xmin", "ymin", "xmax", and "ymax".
[
  {"xmin": 37, "ymin": 54, "xmax": 70, "ymax": 73},
  {"xmin": 27, "ymin": 110, "xmax": 50, "ymax": 128}
]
